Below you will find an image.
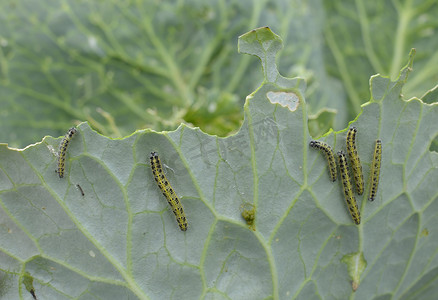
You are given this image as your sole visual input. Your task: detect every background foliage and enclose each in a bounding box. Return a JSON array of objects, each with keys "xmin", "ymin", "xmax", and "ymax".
[{"xmin": 1, "ymin": 0, "xmax": 437, "ymax": 147}]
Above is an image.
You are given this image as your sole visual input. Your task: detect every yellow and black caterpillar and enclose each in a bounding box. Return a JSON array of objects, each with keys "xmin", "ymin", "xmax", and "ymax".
[
  {"xmin": 150, "ymin": 152, "xmax": 188, "ymax": 231},
  {"xmin": 57, "ymin": 127, "xmax": 77, "ymax": 178},
  {"xmin": 368, "ymin": 140, "xmax": 382, "ymax": 201},
  {"xmin": 346, "ymin": 127, "xmax": 364, "ymax": 195},
  {"xmin": 338, "ymin": 151, "xmax": 361, "ymax": 225},
  {"xmin": 309, "ymin": 140, "xmax": 337, "ymax": 182}
]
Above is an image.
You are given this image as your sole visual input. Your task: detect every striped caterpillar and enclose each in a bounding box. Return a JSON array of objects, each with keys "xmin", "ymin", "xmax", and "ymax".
[
  {"xmin": 309, "ymin": 140, "xmax": 337, "ymax": 182},
  {"xmin": 338, "ymin": 151, "xmax": 361, "ymax": 225},
  {"xmin": 56, "ymin": 127, "xmax": 77, "ymax": 178},
  {"xmin": 150, "ymin": 152, "xmax": 188, "ymax": 231},
  {"xmin": 346, "ymin": 127, "xmax": 364, "ymax": 195},
  {"xmin": 368, "ymin": 140, "xmax": 382, "ymax": 201}
]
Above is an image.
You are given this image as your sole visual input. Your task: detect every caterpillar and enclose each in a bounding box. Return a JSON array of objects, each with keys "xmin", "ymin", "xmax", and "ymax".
[
  {"xmin": 368, "ymin": 139, "xmax": 382, "ymax": 201},
  {"xmin": 338, "ymin": 151, "xmax": 361, "ymax": 225},
  {"xmin": 76, "ymin": 184, "xmax": 85, "ymax": 196},
  {"xmin": 309, "ymin": 140, "xmax": 337, "ymax": 182},
  {"xmin": 56, "ymin": 127, "xmax": 77, "ymax": 178},
  {"xmin": 150, "ymin": 152, "xmax": 188, "ymax": 231},
  {"xmin": 346, "ymin": 127, "xmax": 364, "ymax": 195}
]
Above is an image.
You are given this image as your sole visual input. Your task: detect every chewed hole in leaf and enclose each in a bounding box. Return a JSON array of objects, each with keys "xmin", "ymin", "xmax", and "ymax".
[
  {"xmin": 266, "ymin": 91, "xmax": 299, "ymax": 111},
  {"xmin": 429, "ymin": 134, "xmax": 438, "ymax": 152}
]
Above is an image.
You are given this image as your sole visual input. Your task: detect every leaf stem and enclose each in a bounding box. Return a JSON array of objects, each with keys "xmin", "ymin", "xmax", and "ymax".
[
  {"xmin": 390, "ymin": 0, "xmax": 412, "ymax": 79},
  {"xmin": 324, "ymin": 26, "xmax": 362, "ymax": 115},
  {"xmin": 355, "ymin": 0, "xmax": 384, "ymax": 72}
]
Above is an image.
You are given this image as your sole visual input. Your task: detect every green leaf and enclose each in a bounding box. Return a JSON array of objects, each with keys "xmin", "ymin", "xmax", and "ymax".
[{"xmin": 1, "ymin": 27, "xmax": 438, "ymax": 299}]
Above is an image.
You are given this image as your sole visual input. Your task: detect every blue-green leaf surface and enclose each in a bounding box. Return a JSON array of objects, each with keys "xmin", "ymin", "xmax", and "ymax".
[{"xmin": 1, "ymin": 27, "xmax": 438, "ymax": 300}]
